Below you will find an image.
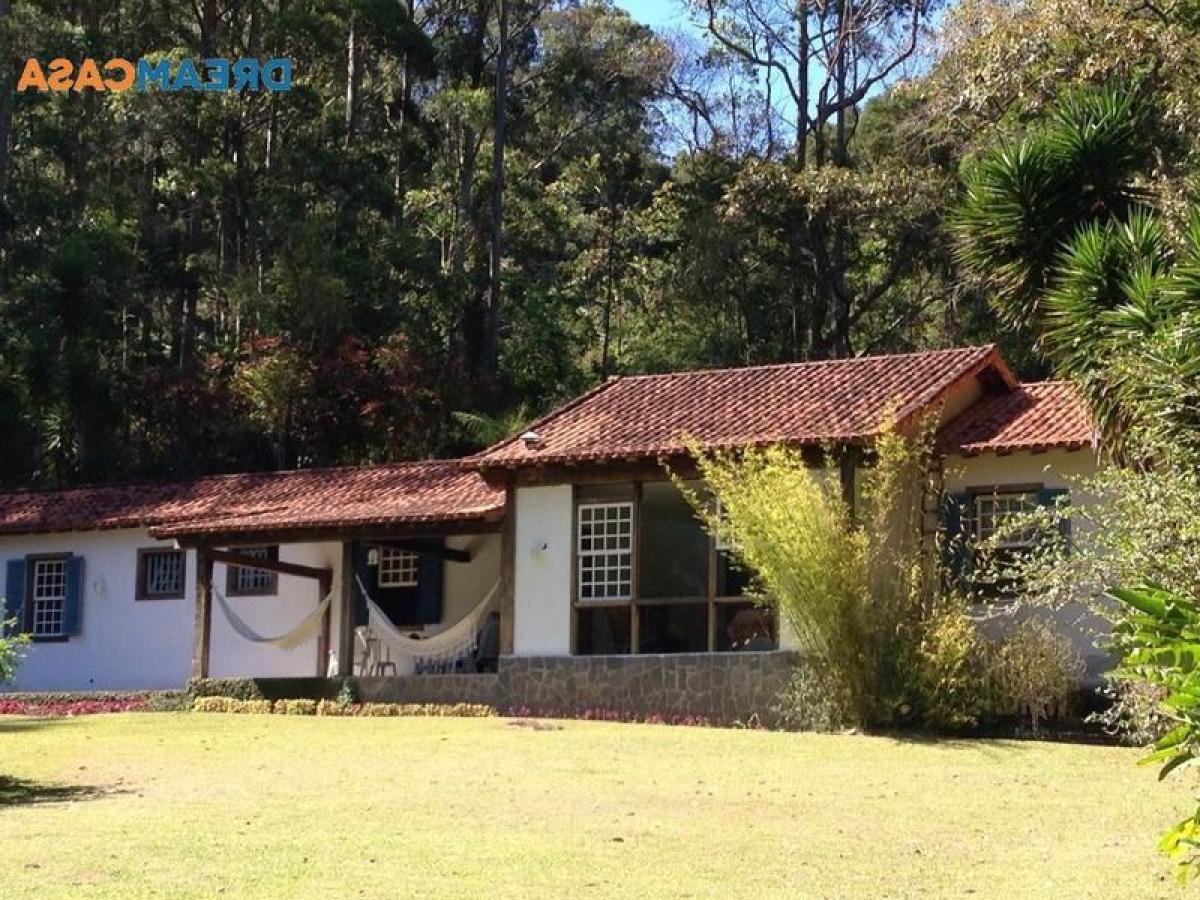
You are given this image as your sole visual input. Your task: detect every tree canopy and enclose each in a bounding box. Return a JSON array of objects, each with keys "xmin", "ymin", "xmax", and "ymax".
[{"xmin": 1, "ymin": 0, "xmax": 1197, "ymax": 487}]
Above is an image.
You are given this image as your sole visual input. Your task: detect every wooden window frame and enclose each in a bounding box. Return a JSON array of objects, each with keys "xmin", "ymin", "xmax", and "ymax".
[
  {"xmin": 136, "ymin": 548, "xmax": 187, "ymax": 601},
  {"xmin": 963, "ymin": 483, "xmax": 1046, "ymax": 550},
  {"xmin": 225, "ymin": 545, "xmax": 280, "ymax": 597},
  {"xmin": 571, "ymin": 479, "xmax": 777, "ymax": 656},
  {"xmin": 25, "ymin": 553, "xmax": 70, "ymax": 642},
  {"xmin": 377, "ymin": 547, "xmax": 419, "ymax": 588}
]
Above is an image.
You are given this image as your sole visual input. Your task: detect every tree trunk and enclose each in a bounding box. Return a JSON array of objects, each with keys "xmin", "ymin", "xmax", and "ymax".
[
  {"xmin": 345, "ymin": 13, "xmax": 362, "ymax": 147},
  {"xmin": 0, "ymin": 0, "xmax": 11, "ymax": 227},
  {"xmin": 796, "ymin": 0, "xmax": 808, "ymax": 170},
  {"xmin": 483, "ymin": 0, "xmax": 508, "ymax": 391}
]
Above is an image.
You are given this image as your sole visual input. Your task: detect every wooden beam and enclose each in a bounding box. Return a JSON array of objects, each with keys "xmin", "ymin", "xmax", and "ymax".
[
  {"xmin": 316, "ymin": 568, "xmax": 333, "ymax": 677},
  {"xmin": 337, "ymin": 542, "xmax": 355, "ymax": 677},
  {"xmin": 367, "ymin": 539, "xmax": 471, "ymax": 564},
  {"xmin": 205, "ymin": 548, "xmax": 333, "ymax": 583},
  {"xmin": 191, "ymin": 549, "xmax": 213, "ymax": 680},
  {"xmin": 499, "ymin": 481, "xmax": 516, "ymax": 655},
  {"xmin": 169, "ymin": 517, "xmax": 503, "ymax": 549}
]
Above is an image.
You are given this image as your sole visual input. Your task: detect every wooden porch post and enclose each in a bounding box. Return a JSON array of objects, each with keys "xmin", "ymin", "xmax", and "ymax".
[
  {"xmin": 316, "ymin": 569, "xmax": 333, "ymax": 677},
  {"xmin": 337, "ymin": 541, "xmax": 355, "ymax": 676},
  {"xmin": 191, "ymin": 547, "xmax": 213, "ymax": 679},
  {"xmin": 499, "ymin": 481, "xmax": 516, "ymax": 655}
]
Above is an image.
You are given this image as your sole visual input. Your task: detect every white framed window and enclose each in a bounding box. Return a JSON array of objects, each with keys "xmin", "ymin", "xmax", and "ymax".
[
  {"xmin": 31, "ymin": 558, "xmax": 67, "ymax": 637},
  {"xmin": 577, "ymin": 502, "xmax": 634, "ymax": 602},
  {"xmin": 378, "ymin": 548, "xmax": 419, "ymax": 588},
  {"xmin": 973, "ymin": 492, "xmax": 1037, "ymax": 548},
  {"xmin": 138, "ymin": 548, "xmax": 185, "ymax": 600},
  {"xmin": 227, "ymin": 546, "xmax": 278, "ymax": 596}
]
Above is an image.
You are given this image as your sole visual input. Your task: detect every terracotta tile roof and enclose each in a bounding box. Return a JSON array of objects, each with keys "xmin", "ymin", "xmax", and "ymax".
[
  {"xmin": 938, "ymin": 381, "xmax": 1096, "ymax": 456},
  {"xmin": 0, "ymin": 461, "xmax": 504, "ymax": 539},
  {"xmin": 470, "ymin": 345, "xmax": 1014, "ymax": 470}
]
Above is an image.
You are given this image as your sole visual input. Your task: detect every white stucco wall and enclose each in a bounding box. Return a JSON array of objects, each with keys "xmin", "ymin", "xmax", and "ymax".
[
  {"xmin": 1, "ymin": 527, "xmax": 503, "ymax": 689},
  {"xmin": 944, "ymin": 448, "xmax": 1110, "ymax": 683},
  {"xmin": 442, "ymin": 533, "xmax": 501, "ymax": 629},
  {"xmin": 513, "ymin": 484, "xmax": 572, "ymax": 655},
  {"xmin": 208, "ymin": 541, "xmax": 343, "ymax": 679},
  {"xmin": 0, "ymin": 528, "xmax": 195, "ymax": 691}
]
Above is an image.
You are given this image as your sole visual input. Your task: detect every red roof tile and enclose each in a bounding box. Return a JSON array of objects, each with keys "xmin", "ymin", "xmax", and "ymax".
[
  {"xmin": 0, "ymin": 461, "xmax": 504, "ymax": 539},
  {"xmin": 470, "ymin": 345, "xmax": 1014, "ymax": 470},
  {"xmin": 938, "ymin": 381, "xmax": 1095, "ymax": 456}
]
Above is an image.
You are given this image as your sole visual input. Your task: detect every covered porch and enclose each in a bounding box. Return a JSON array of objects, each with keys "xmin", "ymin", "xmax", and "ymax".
[{"xmin": 145, "ymin": 460, "xmax": 509, "ymax": 682}]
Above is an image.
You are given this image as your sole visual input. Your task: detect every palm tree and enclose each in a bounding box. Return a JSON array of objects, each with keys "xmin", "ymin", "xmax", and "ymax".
[{"xmin": 954, "ymin": 87, "xmax": 1199, "ymax": 462}]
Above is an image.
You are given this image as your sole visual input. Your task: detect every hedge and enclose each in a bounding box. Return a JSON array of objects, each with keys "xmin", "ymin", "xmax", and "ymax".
[{"xmin": 192, "ymin": 696, "xmax": 497, "ymax": 718}]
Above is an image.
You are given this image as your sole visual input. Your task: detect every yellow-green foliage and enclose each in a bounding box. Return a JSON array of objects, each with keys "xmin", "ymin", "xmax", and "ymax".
[
  {"xmin": 686, "ymin": 442, "xmax": 872, "ymax": 717},
  {"xmin": 686, "ymin": 415, "xmax": 945, "ymax": 725},
  {"xmin": 986, "ymin": 619, "xmax": 1084, "ymax": 730},
  {"xmin": 275, "ymin": 699, "xmax": 318, "ymax": 716},
  {"xmin": 910, "ymin": 604, "xmax": 990, "ymax": 730},
  {"xmin": 192, "ymin": 697, "xmax": 273, "ymax": 714},
  {"xmin": 194, "ymin": 697, "xmax": 497, "ymax": 718},
  {"xmin": 355, "ymin": 702, "xmax": 496, "ymax": 718}
]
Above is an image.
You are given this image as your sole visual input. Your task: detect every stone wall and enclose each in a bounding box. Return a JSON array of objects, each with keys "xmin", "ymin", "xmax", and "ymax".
[
  {"xmin": 496, "ymin": 651, "xmax": 801, "ymax": 724},
  {"xmin": 191, "ymin": 651, "xmax": 803, "ymax": 723}
]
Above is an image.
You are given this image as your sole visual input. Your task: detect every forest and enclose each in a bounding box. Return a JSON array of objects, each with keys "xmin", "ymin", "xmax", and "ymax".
[{"xmin": 0, "ymin": 0, "xmax": 1196, "ymax": 487}]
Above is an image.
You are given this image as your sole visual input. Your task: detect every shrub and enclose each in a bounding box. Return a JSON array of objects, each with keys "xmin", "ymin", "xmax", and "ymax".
[
  {"xmin": 906, "ymin": 604, "xmax": 990, "ymax": 731},
  {"xmin": 771, "ymin": 665, "xmax": 857, "ymax": 732},
  {"xmin": 316, "ymin": 699, "xmax": 346, "ymax": 716},
  {"xmin": 1089, "ymin": 677, "xmax": 1171, "ymax": 746},
  {"xmin": 145, "ymin": 691, "xmax": 190, "ymax": 712},
  {"xmin": 690, "ymin": 412, "xmax": 992, "ymax": 730},
  {"xmin": 192, "ymin": 697, "xmax": 273, "ymax": 714},
  {"xmin": 275, "ymin": 699, "xmax": 317, "ymax": 716},
  {"xmin": 0, "ymin": 616, "xmax": 30, "ymax": 684},
  {"xmin": 336, "ymin": 679, "xmax": 358, "ymax": 707},
  {"xmin": 187, "ymin": 678, "xmax": 266, "ymax": 701},
  {"xmin": 985, "ymin": 619, "xmax": 1085, "ymax": 730}
]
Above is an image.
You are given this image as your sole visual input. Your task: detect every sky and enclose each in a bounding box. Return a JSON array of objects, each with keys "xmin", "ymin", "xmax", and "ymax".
[{"xmin": 614, "ymin": 0, "xmax": 700, "ymax": 35}]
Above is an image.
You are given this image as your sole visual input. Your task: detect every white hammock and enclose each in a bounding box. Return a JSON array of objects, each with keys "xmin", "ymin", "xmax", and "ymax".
[
  {"xmin": 356, "ymin": 576, "xmax": 500, "ymax": 673},
  {"xmin": 215, "ymin": 584, "xmax": 335, "ymax": 650}
]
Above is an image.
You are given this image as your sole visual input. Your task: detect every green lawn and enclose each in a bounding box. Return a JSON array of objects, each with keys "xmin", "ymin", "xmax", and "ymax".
[{"xmin": 0, "ymin": 713, "xmax": 1187, "ymax": 898}]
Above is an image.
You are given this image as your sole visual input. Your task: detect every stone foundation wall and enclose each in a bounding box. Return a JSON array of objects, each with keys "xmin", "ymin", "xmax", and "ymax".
[
  {"xmin": 191, "ymin": 652, "xmax": 802, "ymax": 723},
  {"xmin": 497, "ymin": 651, "xmax": 801, "ymax": 723}
]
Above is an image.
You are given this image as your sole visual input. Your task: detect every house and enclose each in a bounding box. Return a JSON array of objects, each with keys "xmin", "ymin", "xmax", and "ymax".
[{"xmin": 0, "ymin": 345, "xmax": 1101, "ymax": 716}]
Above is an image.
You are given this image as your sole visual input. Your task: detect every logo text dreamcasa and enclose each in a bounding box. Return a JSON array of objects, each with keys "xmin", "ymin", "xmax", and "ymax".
[{"xmin": 17, "ymin": 57, "xmax": 293, "ymax": 93}]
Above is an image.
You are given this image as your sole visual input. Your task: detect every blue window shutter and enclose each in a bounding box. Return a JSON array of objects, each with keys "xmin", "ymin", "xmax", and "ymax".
[
  {"xmin": 351, "ymin": 542, "xmax": 371, "ymax": 627},
  {"xmin": 1036, "ymin": 487, "xmax": 1072, "ymax": 541},
  {"xmin": 63, "ymin": 555, "xmax": 85, "ymax": 635},
  {"xmin": 940, "ymin": 492, "xmax": 973, "ymax": 584},
  {"xmin": 4, "ymin": 559, "xmax": 26, "ymax": 634},
  {"xmin": 414, "ymin": 548, "xmax": 444, "ymax": 626}
]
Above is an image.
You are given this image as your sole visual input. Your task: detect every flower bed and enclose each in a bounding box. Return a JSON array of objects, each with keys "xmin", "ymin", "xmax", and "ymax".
[{"xmin": 0, "ymin": 696, "xmax": 151, "ymax": 716}]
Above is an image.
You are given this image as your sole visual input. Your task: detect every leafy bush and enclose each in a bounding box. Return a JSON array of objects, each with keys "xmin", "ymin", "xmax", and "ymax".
[
  {"xmin": 985, "ymin": 619, "xmax": 1084, "ymax": 731},
  {"xmin": 1088, "ymin": 678, "xmax": 1171, "ymax": 746},
  {"xmin": 771, "ymin": 665, "xmax": 857, "ymax": 732},
  {"xmin": 192, "ymin": 697, "xmax": 273, "ymax": 714},
  {"xmin": 336, "ymin": 680, "xmax": 358, "ymax": 707},
  {"xmin": 0, "ymin": 615, "xmax": 30, "ymax": 684},
  {"xmin": 275, "ymin": 699, "xmax": 318, "ymax": 716},
  {"xmin": 187, "ymin": 678, "xmax": 267, "ymax": 701},
  {"xmin": 690, "ymin": 414, "xmax": 1005, "ymax": 730},
  {"xmin": 145, "ymin": 691, "xmax": 189, "ymax": 712},
  {"xmin": 1107, "ymin": 584, "xmax": 1200, "ymax": 880},
  {"xmin": 905, "ymin": 604, "xmax": 991, "ymax": 731}
]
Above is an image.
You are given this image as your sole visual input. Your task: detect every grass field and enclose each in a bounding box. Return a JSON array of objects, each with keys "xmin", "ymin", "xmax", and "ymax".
[{"xmin": 0, "ymin": 713, "xmax": 1188, "ymax": 898}]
